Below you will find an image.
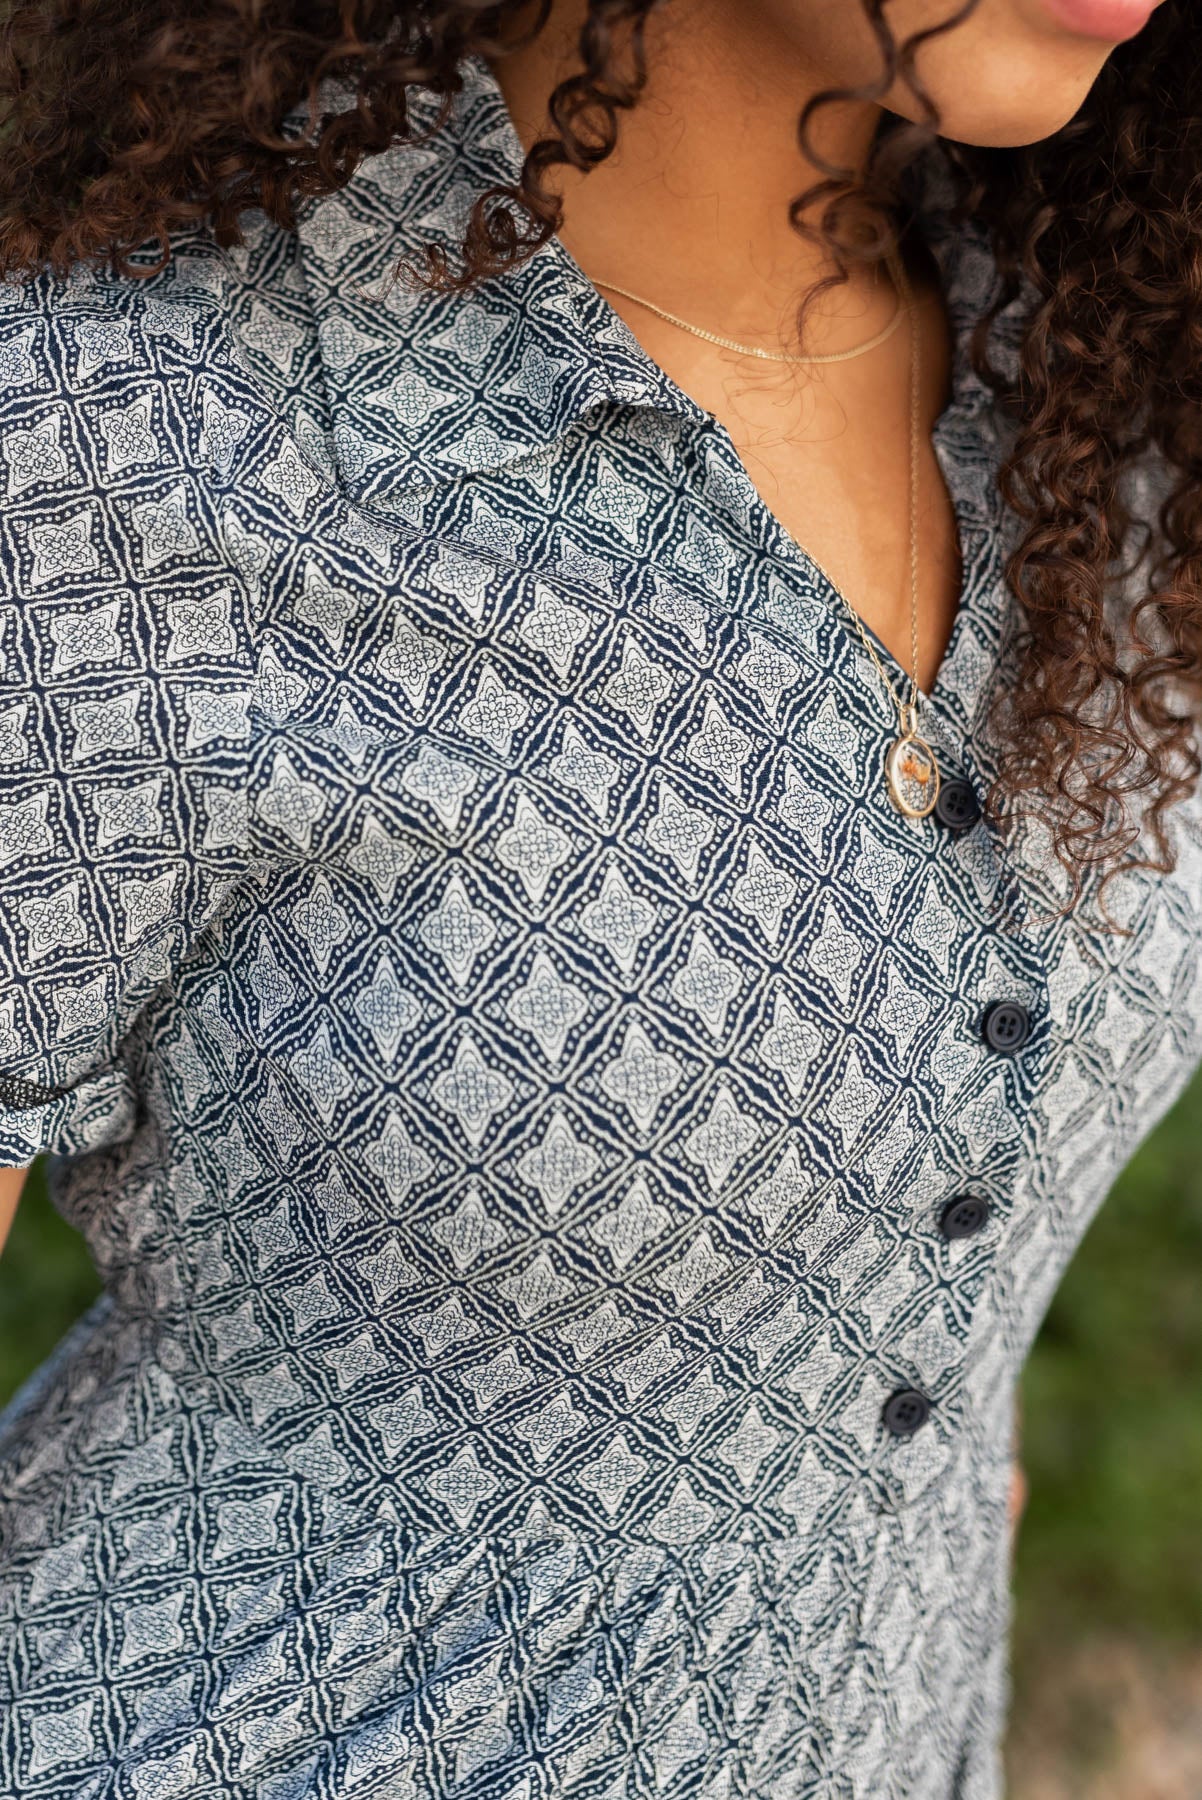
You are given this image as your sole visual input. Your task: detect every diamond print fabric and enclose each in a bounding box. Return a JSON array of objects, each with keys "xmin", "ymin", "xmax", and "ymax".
[{"xmin": 1, "ymin": 53, "xmax": 1201, "ymax": 1800}]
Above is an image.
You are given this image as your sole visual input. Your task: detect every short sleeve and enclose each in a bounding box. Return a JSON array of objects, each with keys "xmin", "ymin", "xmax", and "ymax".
[{"xmin": 0, "ymin": 279, "xmax": 254, "ymax": 1165}]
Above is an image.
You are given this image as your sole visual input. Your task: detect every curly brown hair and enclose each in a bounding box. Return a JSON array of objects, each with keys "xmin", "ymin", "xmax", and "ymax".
[{"xmin": 2, "ymin": 0, "xmax": 1200, "ymax": 915}]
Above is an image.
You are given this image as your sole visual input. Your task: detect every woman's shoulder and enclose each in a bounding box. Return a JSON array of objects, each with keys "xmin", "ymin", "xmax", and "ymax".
[
  {"xmin": 0, "ymin": 238, "xmax": 231, "ymax": 391},
  {"xmin": 0, "ymin": 212, "xmax": 320, "ymax": 478},
  {"xmin": 0, "ymin": 247, "xmax": 257, "ymax": 654},
  {"xmin": 0, "ymin": 217, "xmax": 329, "ymax": 621},
  {"xmin": 0, "ymin": 243, "xmax": 238, "ymax": 556},
  {"xmin": 0, "ymin": 242, "xmax": 268, "ymax": 1147}
]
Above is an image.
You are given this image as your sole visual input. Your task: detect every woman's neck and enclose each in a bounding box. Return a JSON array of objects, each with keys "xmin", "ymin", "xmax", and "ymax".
[{"xmin": 490, "ymin": 0, "xmax": 892, "ymax": 355}]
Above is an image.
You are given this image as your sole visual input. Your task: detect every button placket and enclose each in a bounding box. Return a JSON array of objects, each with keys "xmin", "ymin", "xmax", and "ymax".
[{"xmin": 874, "ymin": 776, "xmax": 1044, "ymax": 1481}]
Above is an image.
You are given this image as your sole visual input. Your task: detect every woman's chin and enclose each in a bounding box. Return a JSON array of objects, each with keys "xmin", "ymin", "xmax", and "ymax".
[{"xmin": 901, "ymin": 49, "xmax": 1113, "ymax": 149}]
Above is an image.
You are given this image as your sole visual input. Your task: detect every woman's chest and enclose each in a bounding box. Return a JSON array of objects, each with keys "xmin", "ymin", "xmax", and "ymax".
[
  {"xmin": 203, "ymin": 455, "xmax": 1202, "ymax": 1201},
  {"xmin": 142, "ymin": 452, "xmax": 1202, "ymax": 1499},
  {"xmin": 202, "ymin": 484, "xmax": 1056, "ymax": 1223}
]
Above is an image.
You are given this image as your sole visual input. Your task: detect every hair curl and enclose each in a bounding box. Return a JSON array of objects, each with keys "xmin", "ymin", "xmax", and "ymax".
[{"xmin": 2, "ymin": 0, "xmax": 1200, "ymax": 916}]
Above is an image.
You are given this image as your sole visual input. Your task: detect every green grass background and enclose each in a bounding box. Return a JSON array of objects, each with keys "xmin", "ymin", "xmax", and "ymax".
[{"xmin": 2, "ymin": 1069, "xmax": 1200, "ymax": 1769}]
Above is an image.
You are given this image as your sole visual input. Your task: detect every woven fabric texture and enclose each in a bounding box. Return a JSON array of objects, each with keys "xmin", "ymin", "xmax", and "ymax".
[{"xmin": 0, "ymin": 57, "xmax": 1200, "ymax": 1800}]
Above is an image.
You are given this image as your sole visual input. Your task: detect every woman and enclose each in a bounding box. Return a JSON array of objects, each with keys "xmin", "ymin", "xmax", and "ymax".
[{"xmin": 0, "ymin": 0, "xmax": 1197, "ymax": 1793}]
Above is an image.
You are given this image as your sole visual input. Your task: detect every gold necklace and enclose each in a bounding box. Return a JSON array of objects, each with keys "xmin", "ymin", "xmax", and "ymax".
[
  {"xmin": 594, "ymin": 258, "xmax": 905, "ymax": 366},
  {"xmin": 842, "ymin": 249, "xmax": 941, "ymax": 819},
  {"xmin": 596, "ymin": 247, "xmax": 941, "ymax": 819}
]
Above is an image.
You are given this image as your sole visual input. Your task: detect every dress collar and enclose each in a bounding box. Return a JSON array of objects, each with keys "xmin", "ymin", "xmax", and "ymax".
[
  {"xmin": 294, "ymin": 55, "xmax": 1012, "ymax": 512},
  {"xmin": 294, "ymin": 57, "xmax": 702, "ymax": 514}
]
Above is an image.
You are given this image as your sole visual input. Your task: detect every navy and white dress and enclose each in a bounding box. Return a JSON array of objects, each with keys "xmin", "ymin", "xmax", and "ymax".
[{"xmin": 0, "ymin": 55, "xmax": 1199, "ymax": 1800}]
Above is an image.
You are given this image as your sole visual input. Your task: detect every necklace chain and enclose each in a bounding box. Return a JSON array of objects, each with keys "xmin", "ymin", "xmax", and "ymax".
[
  {"xmin": 836, "ymin": 248, "xmax": 940, "ymax": 817},
  {"xmin": 599, "ymin": 248, "xmax": 922, "ymax": 710},
  {"xmin": 595, "ymin": 244, "xmax": 937, "ymax": 815},
  {"xmin": 594, "ymin": 263, "xmax": 906, "ymax": 367},
  {"xmin": 837, "ymin": 246, "xmax": 922, "ymax": 717}
]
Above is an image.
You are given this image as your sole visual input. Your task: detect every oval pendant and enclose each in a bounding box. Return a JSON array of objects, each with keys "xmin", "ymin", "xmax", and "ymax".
[{"xmin": 885, "ymin": 730, "xmax": 941, "ymax": 818}]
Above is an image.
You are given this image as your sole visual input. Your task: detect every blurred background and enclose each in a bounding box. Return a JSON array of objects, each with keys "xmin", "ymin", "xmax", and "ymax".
[{"xmin": 1, "ymin": 1069, "xmax": 1200, "ymax": 1794}]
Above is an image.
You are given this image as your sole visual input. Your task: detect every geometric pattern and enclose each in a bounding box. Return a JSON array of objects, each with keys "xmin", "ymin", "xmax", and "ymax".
[{"xmin": 0, "ymin": 54, "xmax": 1200, "ymax": 1800}]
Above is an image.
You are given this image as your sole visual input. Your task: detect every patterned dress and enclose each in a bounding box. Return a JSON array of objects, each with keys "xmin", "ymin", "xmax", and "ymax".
[{"xmin": 0, "ymin": 54, "xmax": 1199, "ymax": 1800}]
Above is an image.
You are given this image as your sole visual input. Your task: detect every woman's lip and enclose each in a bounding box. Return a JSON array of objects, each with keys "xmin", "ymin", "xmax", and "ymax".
[{"xmin": 1038, "ymin": 0, "xmax": 1163, "ymax": 40}]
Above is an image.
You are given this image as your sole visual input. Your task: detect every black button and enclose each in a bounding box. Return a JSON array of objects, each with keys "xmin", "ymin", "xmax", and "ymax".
[
  {"xmin": 940, "ymin": 1195, "xmax": 991, "ymax": 1239},
  {"xmin": 933, "ymin": 776, "xmax": 980, "ymax": 831},
  {"xmin": 882, "ymin": 1389, "xmax": 931, "ymax": 1436},
  {"xmin": 980, "ymin": 1000, "xmax": 1031, "ymax": 1055}
]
